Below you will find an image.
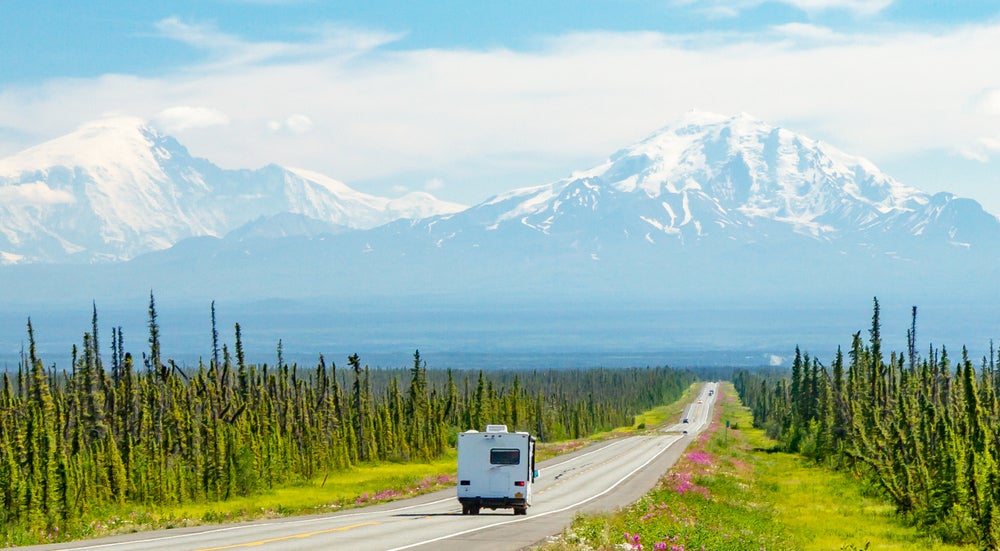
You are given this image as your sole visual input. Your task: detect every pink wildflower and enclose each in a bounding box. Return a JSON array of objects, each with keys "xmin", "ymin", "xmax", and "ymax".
[{"xmin": 686, "ymin": 451, "xmax": 714, "ymax": 466}]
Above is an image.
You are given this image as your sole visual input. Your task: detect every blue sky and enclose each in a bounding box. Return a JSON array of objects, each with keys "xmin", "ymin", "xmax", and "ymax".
[{"xmin": 2, "ymin": 0, "xmax": 1000, "ymax": 210}]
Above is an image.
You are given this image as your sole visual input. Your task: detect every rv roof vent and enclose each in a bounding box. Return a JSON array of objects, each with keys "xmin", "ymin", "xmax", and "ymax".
[{"xmin": 486, "ymin": 424, "xmax": 508, "ymax": 433}]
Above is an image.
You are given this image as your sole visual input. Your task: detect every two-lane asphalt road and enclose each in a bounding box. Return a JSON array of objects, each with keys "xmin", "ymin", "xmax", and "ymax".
[{"xmin": 30, "ymin": 382, "xmax": 719, "ymax": 551}]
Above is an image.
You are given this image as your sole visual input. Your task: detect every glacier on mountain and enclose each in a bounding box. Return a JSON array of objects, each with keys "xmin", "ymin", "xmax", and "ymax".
[
  {"xmin": 417, "ymin": 110, "xmax": 960, "ymax": 254},
  {"xmin": 0, "ymin": 117, "xmax": 465, "ymax": 264},
  {"xmin": 1, "ymin": 110, "xmax": 999, "ymax": 309}
]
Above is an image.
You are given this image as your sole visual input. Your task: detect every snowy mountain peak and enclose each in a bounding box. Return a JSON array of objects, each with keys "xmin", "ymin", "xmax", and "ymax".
[
  {"xmin": 0, "ymin": 116, "xmax": 168, "ymax": 178},
  {"xmin": 388, "ymin": 191, "xmax": 467, "ymax": 220},
  {"xmin": 0, "ymin": 116, "xmax": 467, "ymax": 263},
  {"xmin": 594, "ymin": 111, "xmax": 925, "ymax": 219},
  {"xmin": 426, "ymin": 111, "xmax": 971, "ymax": 255}
]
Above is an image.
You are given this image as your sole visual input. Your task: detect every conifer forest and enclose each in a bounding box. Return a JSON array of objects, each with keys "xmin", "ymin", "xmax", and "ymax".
[
  {"xmin": 735, "ymin": 298, "xmax": 1000, "ymax": 548},
  {"xmin": 0, "ymin": 294, "xmax": 696, "ymax": 537}
]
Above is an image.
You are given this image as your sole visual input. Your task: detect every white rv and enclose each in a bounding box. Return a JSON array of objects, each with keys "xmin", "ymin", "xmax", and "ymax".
[{"xmin": 457, "ymin": 424, "xmax": 537, "ymax": 515}]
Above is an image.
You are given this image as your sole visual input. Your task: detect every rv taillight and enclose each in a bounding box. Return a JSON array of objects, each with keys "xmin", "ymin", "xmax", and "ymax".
[{"xmin": 514, "ymin": 481, "xmax": 525, "ymax": 487}]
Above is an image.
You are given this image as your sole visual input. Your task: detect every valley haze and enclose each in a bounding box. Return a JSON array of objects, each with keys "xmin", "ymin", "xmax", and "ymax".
[{"xmin": 1, "ymin": 112, "xmax": 999, "ymax": 370}]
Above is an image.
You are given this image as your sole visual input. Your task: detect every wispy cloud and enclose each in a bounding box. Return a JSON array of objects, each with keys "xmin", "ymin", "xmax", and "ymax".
[
  {"xmin": 153, "ymin": 16, "xmax": 403, "ymax": 70},
  {"xmin": 673, "ymin": 0, "xmax": 894, "ymax": 17},
  {"xmin": 0, "ymin": 17, "xmax": 998, "ymax": 204},
  {"xmin": 784, "ymin": 0, "xmax": 894, "ymax": 16},
  {"xmin": 153, "ymin": 106, "xmax": 230, "ymax": 132},
  {"xmin": 267, "ymin": 114, "xmax": 314, "ymax": 134},
  {"xmin": 771, "ymin": 22, "xmax": 845, "ymax": 41},
  {"xmin": 0, "ymin": 181, "xmax": 75, "ymax": 206}
]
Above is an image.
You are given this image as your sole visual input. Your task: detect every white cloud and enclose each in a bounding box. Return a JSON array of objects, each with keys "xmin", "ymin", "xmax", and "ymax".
[
  {"xmin": 424, "ymin": 177, "xmax": 444, "ymax": 191},
  {"xmin": 0, "ymin": 181, "xmax": 75, "ymax": 206},
  {"xmin": 784, "ymin": 0, "xmax": 894, "ymax": 16},
  {"xmin": 285, "ymin": 114, "xmax": 313, "ymax": 134},
  {"xmin": 1, "ymin": 19, "xmax": 999, "ymax": 204},
  {"xmin": 769, "ymin": 354, "xmax": 784, "ymax": 366},
  {"xmin": 267, "ymin": 114, "xmax": 314, "ymax": 134},
  {"xmin": 673, "ymin": 0, "xmax": 893, "ymax": 17},
  {"xmin": 959, "ymin": 147, "xmax": 990, "ymax": 163},
  {"xmin": 972, "ymin": 88, "xmax": 1000, "ymax": 116},
  {"xmin": 962, "ymin": 134, "xmax": 1000, "ymax": 162},
  {"xmin": 771, "ymin": 22, "xmax": 844, "ymax": 41},
  {"xmin": 152, "ymin": 106, "xmax": 230, "ymax": 132},
  {"xmin": 153, "ymin": 16, "xmax": 402, "ymax": 70}
]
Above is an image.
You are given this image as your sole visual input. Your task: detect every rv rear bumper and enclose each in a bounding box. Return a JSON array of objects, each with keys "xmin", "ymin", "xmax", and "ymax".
[{"xmin": 459, "ymin": 496, "xmax": 527, "ymax": 510}]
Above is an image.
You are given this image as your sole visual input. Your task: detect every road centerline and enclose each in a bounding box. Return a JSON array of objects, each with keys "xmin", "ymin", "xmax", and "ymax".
[{"xmin": 194, "ymin": 521, "xmax": 379, "ymax": 550}]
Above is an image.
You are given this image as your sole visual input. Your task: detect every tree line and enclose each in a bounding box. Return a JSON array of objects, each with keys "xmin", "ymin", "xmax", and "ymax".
[
  {"xmin": 734, "ymin": 298, "xmax": 1000, "ymax": 548},
  {"xmin": 0, "ymin": 294, "xmax": 696, "ymax": 537}
]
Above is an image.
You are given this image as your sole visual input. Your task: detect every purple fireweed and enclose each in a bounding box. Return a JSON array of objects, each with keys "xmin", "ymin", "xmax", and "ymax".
[
  {"xmin": 624, "ymin": 531, "xmax": 644, "ymax": 549},
  {"xmin": 685, "ymin": 451, "xmax": 714, "ymax": 466},
  {"xmin": 669, "ymin": 471, "xmax": 710, "ymax": 499},
  {"xmin": 354, "ymin": 488, "xmax": 403, "ymax": 505}
]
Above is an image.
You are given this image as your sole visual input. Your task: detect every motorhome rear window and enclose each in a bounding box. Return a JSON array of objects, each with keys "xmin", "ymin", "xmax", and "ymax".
[{"xmin": 490, "ymin": 448, "xmax": 520, "ymax": 465}]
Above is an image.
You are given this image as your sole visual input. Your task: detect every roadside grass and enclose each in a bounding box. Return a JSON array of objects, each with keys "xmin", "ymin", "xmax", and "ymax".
[
  {"xmin": 7, "ymin": 384, "xmax": 706, "ymax": 546},
  {"xmin": 541, "ymin": 383, "xmax": 973, "ymax": 551},
  {"xmin": 536, "ymin": 382, "xmax": 703, "ymax": 461},
  {"xmin": 5, "ymin": 454, "xmax": 459, "ymax": 546},
  {"xmin": 169, "ymin": 451, "xmax": 459, "ymax": 523},
  {"xmin": 627, "ymin": 385, "xmax": 696, "ymax": 431}
]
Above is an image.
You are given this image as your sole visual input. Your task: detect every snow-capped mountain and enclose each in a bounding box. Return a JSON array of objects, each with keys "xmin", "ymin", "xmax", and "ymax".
[
  {"xmin": 1, "ymin": 111, "xmax": 999, "ymax": 308},
  {"xmin": 310, "ymin": 110, "xmax": 997, "ymax": 302},
  {"xmin": 0, "ymin": 117, "xmax": 466, "ymax": 264},
  {"xmin": 411, "ymin": 110, "xmax": 984, "ymax": 257}
]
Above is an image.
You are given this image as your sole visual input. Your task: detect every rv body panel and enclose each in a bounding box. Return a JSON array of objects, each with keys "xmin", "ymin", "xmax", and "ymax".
[{"xmin": 457, "ymin": 425, "xmax": 536, "ymax": 515}]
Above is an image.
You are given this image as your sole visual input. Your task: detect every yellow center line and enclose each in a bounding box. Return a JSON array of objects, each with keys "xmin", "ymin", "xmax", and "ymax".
[{"xmin": 195, "ymin": 521, "xmax": 379, "ymax": 550}]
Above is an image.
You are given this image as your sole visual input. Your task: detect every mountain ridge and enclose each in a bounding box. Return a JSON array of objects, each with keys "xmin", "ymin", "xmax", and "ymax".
[
  {"xmin": 0, "ymin": 117, "xmax": 466, "ymax": 264},
  {"xmin": 399, "ymin": 111, "xmax": 997, "ymax": 266},
  {"xmin": 1, "ymin": 111, "xmax": 999, "ymax": 308}
]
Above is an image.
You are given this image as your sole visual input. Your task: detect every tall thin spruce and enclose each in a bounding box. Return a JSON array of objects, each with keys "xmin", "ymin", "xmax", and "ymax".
[
  {"xmin": 349, "ymin": 353, "xmax": 365, "ymax": 461},
  {"xmin": 211, "ymin": 301, "xmax": 220, "ymax": 370},
  {"xmin": 146, "ymin": 291, "xmax": 165, "ymax": 381}
]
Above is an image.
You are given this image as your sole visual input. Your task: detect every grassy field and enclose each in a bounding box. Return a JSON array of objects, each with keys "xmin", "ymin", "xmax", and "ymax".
[
  {"xmin": 20, "ymin": 387, "xmax": 700, "ymax": 545},
  {"xmin": 8, "ymin": 454, "xmax": 461, "ymax": 545},
  {"xmin": 541, "ymin": 383, "xmax": 974, "ymax": 551},
  {"xmin": 535, "ymin": 383, "xmax": 702, "ymax": 462},
  {"xmin": 19, "ymin": 381, "xmax": 963, "ymax": 549}
]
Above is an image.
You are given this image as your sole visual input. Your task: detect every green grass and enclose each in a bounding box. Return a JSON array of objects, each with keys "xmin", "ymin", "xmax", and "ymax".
[
  {"xmin": 169, "ymin": 451, "xmax": 459, "ymax": 523},
  {"xmin": 542, "ymin": 383, "xmax": 974, "ymax": 551},
  {"xmin": 536, "ymin": 383, "xmax": 704, "ymax": 461},
  {"xmin": 8, "ymin": 385, "xmax": 703, "ymax": 546},
  {"xmin": 5, "ymin": 454, "xmax": 459, "ymax": 546}
]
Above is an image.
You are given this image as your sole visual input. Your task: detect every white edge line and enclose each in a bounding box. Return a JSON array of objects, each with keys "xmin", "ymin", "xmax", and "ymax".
[
  {"xmin": 538, "ymin": 438, "xmax": 630, "ymax": 473},
  {"xmin": 60, "ymin": 386, "xmax": 715, "ymax": 551},
  {"xmin": 58, "ymin": 441, "xmax": 628, "ymax": 551},
  {"xmin": 386, "ymin": 434, "xmax": 683, "ymax": 551},
  {"xmin": 57, "ymin": 497, "xmax": 458, "ymax": 550}
]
